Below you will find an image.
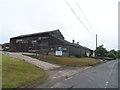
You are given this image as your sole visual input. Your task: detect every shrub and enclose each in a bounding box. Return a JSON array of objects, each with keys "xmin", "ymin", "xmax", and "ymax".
[{"xmin": 107, "ymin": 52, "xmax": 116, "ymax": 59}]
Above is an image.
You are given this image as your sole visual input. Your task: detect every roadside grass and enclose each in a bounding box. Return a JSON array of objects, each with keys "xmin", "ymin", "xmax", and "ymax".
[
  {"xmin": 95, "ymin": 57, "xmax": 113, "ymax": 60},
  {"xmin": 23, "ymin": 54, "xmax": 102, "ymax": 67},
  {"xmin": 0, "ymin": 54, "xmax": 2, "ymax": 89},
  {"xmin": 2, "ymin": 55, "xmax": 46, "ymax": 88}
]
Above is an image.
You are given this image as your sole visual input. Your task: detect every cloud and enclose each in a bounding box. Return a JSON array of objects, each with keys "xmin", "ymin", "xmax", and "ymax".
[{"xmin": 0, "ymin": 0, "xmax": 118, "ymax": 50}]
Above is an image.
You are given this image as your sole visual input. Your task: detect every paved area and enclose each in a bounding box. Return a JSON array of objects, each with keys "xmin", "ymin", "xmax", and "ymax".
[
  {"xmin": 51, "ymin": 60, "xmax": 118, "ymax": 88},
  {"xmin": 32, "ymin": 66, "xmax": 91, "ymax": 88},
  {"xmin": 2, "ymin": 51, "xmax": 60, "ymax": 70}
]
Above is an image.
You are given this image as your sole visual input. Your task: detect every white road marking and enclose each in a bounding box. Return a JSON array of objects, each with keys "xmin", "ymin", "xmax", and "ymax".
[
  {"xmin": 104, "ymin": 61, "xmax": 117, "ymax": 88},
  {"xmin": 105, "ymin": 82, "xmax": 109, "ymax": 88},
  {"xmin": 106, "ymin": 82, "xmax": 109, "ymax": 84}
]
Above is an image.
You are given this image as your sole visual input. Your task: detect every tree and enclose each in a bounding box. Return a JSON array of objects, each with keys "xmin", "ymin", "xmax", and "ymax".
[
  {"xmin": 106, "ymin": 49, "xmax": 117, "ymax": 59},
  {"xmin": 109, "ymin": 49, "xmax": 117, "ymax": 56},
  {"xmin": 117, "ymin": 50, "xmax": 120, "ymax": 58},
  {"xmin": 107, "ymin": 52, "xmax": 116, "ymax": 59},
  {"xmin": 95, "ymin": 45, "xmax": 107, "ymax": 57}
]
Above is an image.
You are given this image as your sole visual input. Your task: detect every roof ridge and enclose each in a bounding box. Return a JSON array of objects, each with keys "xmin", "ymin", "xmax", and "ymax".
[{"xmin": 10, "ymin": 29, "xmax": 60, "ymax": 39}]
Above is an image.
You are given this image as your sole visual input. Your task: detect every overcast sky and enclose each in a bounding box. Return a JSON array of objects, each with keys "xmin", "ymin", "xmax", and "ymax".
[{"xmin": 0, "ymin": 0, "xmax": 119, "ymax": 50}]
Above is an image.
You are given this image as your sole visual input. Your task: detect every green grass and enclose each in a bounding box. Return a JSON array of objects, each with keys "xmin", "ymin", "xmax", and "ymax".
[
  {"xmin": 2, "ymin": 55, "xmax": 46, "ymax": 88},
  {"xmin": 95, "ymin": 57, "xmax": 113, "ymax": 60},
  {"xmin": 0, "ymin": 54, "xmax": 2, "ymax": 89},
  {"xmin": 23, "ymin": 54, "xmax": 102, "ymax": 67}
]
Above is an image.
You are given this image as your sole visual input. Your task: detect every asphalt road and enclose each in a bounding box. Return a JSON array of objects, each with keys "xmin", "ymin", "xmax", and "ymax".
[{"xmin": 51, "ymin": 60, "xmax": 118, "ymax": 88}]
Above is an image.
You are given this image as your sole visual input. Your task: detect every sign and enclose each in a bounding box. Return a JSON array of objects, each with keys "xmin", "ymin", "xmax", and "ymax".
[
  {"xmin": 92, "ymin": 52, "xmax": 95, "ymax": 57},
  {"xmin": 56, "ymin": 47, "xmax": 62, "ymax": 56},
  {"xmin": 86, "ymin": 52, "xmax": 90, "ymax": 57},
  {"xmin": 56, "ymin": 51, "xmax": 62, "ymax": 56}
]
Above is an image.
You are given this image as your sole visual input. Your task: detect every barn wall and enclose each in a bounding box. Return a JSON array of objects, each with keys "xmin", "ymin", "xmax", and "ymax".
[
  {"xmin": 10, "ymin": 30, "xmax": 93, "ymax": 57},
  {"xmin": 68, "ymin": 45, "xmax": 86, "ymax": 56},
  {"xmin": 10, "ymin": 33, "xmax": 49, "ymax": 53},
  {"xmin": 49, "ymin": 35, "xmax": 69, "ymax": 56}
]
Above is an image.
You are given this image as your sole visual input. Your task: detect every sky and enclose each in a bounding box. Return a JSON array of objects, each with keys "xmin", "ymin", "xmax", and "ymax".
[{"xmin": 0, "ymin": 0, "xmax": 119, "ymax": 51}]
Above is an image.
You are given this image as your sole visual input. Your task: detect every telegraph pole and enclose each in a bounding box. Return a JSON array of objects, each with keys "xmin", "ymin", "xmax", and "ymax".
[
  {"xmin": 96, "ymin": 34, "xmax": 97, "ymax": 49},
  {"xmin": 95, "ymin": 34, "xmax": 97, "ymax": 57}
]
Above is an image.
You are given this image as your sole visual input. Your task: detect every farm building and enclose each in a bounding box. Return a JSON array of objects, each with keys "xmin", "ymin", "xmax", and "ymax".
[
  {"xmin": 10, "ymin": 29, "xmax": 93, "ymax": 57},
  {"xmin": 0, "ymin": 44, "xmax": 2, "ymax": 51},
  {"xmin": 2, "ymin": 43, "xmax": 10, "ymax": 51}
]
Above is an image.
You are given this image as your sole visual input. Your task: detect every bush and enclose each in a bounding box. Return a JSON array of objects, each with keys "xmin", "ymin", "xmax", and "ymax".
[{"xmin": 107, "ymin": 52, "xmax": 116, "ymax": 59}]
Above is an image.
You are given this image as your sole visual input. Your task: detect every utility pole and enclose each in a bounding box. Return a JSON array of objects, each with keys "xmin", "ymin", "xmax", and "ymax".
[
  {"xmin": 96, "ymin": 34, "xmax": 97, "ymax": 49},
  {"xmin": 95, "ymin": 34, "xmax": 97, "ymax": 57}
]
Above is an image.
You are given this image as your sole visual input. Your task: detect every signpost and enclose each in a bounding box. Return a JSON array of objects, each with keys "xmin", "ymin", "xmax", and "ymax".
[
  {"xmin": 86, "ymin": 52, "xmax": 90, "ymax": 57},
  {"xmin": 56, "ymin": 47, "xmax": 62, "ymax": 56}
]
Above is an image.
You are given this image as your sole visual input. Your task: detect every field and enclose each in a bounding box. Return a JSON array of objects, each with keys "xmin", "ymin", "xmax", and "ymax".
[
  {"xmin": 24, "ymin": 54, "xmax": 102, "ymax": 67},
  {"xmin": 2, "ymin": 55, "xmax": 46, "ymax": 88}
]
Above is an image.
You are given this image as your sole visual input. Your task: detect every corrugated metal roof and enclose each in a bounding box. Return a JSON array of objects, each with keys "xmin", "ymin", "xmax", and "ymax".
[
  {"xmin": 10, "ymin": 29, "xmax": 93, "ymax": 51},
  {"xmin": 51, "ymin": 35, "xmax": 93, "ymax": 51},
  {"xmin": 10, "ymin": 29, "xmax": 64, "ymax": 39}
]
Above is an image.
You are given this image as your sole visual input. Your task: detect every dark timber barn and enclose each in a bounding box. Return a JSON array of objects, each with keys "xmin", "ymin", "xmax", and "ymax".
[{"xmin": 10, "ymin": 29, "xmax": 93, "ymax": 57}]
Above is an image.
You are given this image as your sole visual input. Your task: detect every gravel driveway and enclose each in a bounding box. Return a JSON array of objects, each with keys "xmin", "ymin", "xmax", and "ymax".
[{"xmin": 2, "ymin": 51, "xmax": 60, "ymax": 70}]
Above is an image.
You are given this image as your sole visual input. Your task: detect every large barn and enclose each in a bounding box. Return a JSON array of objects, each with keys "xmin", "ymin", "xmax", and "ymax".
[{"xmin": 10, "ymin": 29, "xmax": 93, "ymax": 57}]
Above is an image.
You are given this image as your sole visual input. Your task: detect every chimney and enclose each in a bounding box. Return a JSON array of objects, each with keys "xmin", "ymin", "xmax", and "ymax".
[
  {"xmin": 77, "ymin": 42, "xmax": 79, "ymax": 45},
  {"xmin": 72, "ymin": 39, "xmax": 75, "ymax": 44}
]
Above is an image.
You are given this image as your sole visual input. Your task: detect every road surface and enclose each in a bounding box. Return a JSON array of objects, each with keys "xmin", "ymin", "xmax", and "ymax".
[{"xmin": 51, "ymin": 60, "xmax": 118, "ymax": 88}]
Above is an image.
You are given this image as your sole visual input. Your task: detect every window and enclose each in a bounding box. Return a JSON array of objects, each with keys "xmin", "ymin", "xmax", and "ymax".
[
  {"xmin": 31, "ymin": 40, "xmax": 37, "ymax": 44},
  {"xmin": 50, "ymin": 48, "xmax": 54, "ymax": 51},
  {"xmin": 38, "ymin": 37, "xmax": 48, "ymax": 40},
  {"xmin": 63, "ymin": 48, "xmax": 67, "ymax": 51},
  {"xmin": 38, "ymin": 37, "xmax": 41, "ymax": 40},
  {"xmin": 16, "ymin": 39, "xmax": 22, "ymax": 43},
  {"xmin": 41, "ymin": 37, "xmax": 48, "ymax": 39},
  {"xmin": 40, "ymin": 42, "xmax": 48, "ymax": 46},
  {"xmin": 22, "ymin": 39, "xmax": 28, "ymax": 43}
]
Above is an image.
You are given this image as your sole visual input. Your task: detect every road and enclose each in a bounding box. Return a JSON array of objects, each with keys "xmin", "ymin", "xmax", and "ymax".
[{"xmin": 51, "ymin": 60, "xmax": 118, "ymax": 88}]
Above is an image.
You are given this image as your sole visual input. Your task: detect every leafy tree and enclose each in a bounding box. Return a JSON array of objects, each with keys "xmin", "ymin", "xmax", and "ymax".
[
  {"xmin": 107, "ymin": 52, "xmax": 116, "ymax": 59},
  {"xmin": 95, "ymin": 45, "xmax": 107, "ymax": 57},
  {"xmin": 109, "ymin": 49, "xmax": 117, "ymax": 56},
  {"xmin": 117, "ymin": 50, "xmax": 120, "ymax": 58}
]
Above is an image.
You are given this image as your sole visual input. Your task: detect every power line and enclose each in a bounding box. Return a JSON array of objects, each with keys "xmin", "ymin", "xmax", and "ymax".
[
  {"xmin": 97, "ymin": 35, "xmax": 117, "ymax": 47},
  {"xmin": 65, "ymin": 0, "xmax": 95, "ymax": 38},
  {"xmin": 65, "ymin": 0, "xmax": 116, "ymax": 50},
  {"xmin": 74, "ymin": 0, "xmax": 117, "ymax": 48},
  {"xmin": 74, "ymin": 0, "xmax": 96, "ymax": 35}
]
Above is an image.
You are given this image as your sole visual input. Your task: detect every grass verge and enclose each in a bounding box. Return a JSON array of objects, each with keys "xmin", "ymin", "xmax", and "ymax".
[
  {"xmin": 2, "ymin": 55, "xmax": 46, "ymax": 88},
  {"xmin": 95, "ymin": 57, "xmax": 114, "ymax": 60},
  {"xmin": 23, "ymin": 54, "xmax": 102, "ymax": 67}
]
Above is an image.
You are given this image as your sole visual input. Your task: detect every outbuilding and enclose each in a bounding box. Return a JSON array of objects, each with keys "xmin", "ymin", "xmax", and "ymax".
[{"xmin": 10, "ymin": 29, "xmax": 93, "ymax": 57}]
